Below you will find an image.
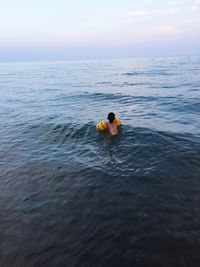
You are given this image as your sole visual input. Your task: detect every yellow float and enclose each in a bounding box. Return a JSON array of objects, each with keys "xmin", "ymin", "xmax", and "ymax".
[
  {"xmin": 96, "ymin": 118, "xmax": 121, "ymax": 132},
  {"xmin": 114, "ymin": 118, "xmax": 121, "ymax": 126}
]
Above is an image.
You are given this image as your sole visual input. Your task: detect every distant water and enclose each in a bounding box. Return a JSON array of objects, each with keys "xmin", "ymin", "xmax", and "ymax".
[{"xmin": 1, "ymin": 56, "xmax": 200, "ymax": 267}]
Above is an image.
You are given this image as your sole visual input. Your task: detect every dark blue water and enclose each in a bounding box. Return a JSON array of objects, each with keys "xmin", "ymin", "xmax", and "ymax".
[{"xmin": 1, "ymin": 56, "xmax": 200, "ymax": 267}]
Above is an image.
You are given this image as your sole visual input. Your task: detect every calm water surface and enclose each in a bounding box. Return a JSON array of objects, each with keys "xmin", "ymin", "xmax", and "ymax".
[{"xmin": 0, "ymin": 56, "xmax": 200, "ymax": 267}]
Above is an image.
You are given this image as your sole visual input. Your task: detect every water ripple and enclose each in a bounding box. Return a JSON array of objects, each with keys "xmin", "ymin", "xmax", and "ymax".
[{"xmin": 1, "ymin": 57, "xmax": 200, "ymax": 267}]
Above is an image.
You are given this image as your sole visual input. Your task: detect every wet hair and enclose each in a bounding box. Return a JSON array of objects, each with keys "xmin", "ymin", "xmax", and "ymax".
[{"xmin": 107, "ymin": 112, "xmax": 115, "ymax": 123}]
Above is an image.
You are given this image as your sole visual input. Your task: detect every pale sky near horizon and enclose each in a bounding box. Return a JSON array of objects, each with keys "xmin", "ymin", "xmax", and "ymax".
[{"xmin": 0, "ymin": 0, "xmax": 200, "ymax": 61}]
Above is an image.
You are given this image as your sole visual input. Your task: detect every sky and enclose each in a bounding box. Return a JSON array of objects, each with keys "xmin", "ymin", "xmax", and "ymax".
[{"xmin": 0, "ymin": 0, "xmax": 200, "ymax": 61}]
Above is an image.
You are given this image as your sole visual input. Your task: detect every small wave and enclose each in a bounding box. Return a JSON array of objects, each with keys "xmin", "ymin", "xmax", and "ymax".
[
  {"xmin": 23, "ymin": 121, "xmax": 101, "ymax": 146},
  {"xmin": 160, "ymin": 98, "xmax": 200, "ymax": 114},
  {"xmin": 122, "ymin": 70, "xmax": 173, "ymax": 76},
  {"xmin": 22, "ymin": 121, "xmax": 200, "ymax": 179},
  {"xmin": 122, "ymin": 71, "xmax": 142, "ymax": 76},
  {"xmin": 63, "ymin": 92, "xmax": 158, "ymax": 103},
  {"xmin": 119, "ymin": 82, "xmax": 145, "ymax": 87},
  {"xmin": 96, "ymin": 82, "xmax": 112, "ymax": 85}
]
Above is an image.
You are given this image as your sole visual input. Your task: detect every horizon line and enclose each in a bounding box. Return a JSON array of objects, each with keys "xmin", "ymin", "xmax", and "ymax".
[{"xmin": 0, "ymin": 53, "xmax": 199, "ymax": 64}]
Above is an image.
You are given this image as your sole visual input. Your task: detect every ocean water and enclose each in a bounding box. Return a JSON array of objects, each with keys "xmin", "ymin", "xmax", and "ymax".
[{"xmin": 0, "ymin": 56, "xmax": 200, "ymax": 267}]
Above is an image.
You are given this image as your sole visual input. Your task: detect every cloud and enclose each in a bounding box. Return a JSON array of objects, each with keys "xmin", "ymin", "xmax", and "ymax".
[
  {"xmin": 191, "ymin": 0, "xmax": 200, "ymax": 9},
  {"xmin": 144, "ymin": 0, "xmax": 153, "ymax": 4},
  {"xmin": 191, "ymin": 5, "xmax": 199, "ymax": 9},
  {"xmin": 128, "ymin": 8, "xmax": 178, "ymax": 21},
  {"xmin": 166, "ymin": 0, "xmax": 186, "ymax": 4},
  {"xmin": 165, "ymin": 0, "xmax": 200, "ymax": 6},
  {"xmin": 155, "ymin": 26, "xmax": 179, "ymax": 33}
]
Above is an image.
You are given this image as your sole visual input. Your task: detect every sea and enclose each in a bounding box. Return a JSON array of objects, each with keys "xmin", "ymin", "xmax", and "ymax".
[{"xmin": 0, "ymin": 56, "xmax": 200, "ymax": 267}]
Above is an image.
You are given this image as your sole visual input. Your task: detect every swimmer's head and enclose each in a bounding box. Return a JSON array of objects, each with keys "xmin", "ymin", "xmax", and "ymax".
[{"xmin": 107, "ymin": 112, "xmax": 115, "ymax": 123}]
